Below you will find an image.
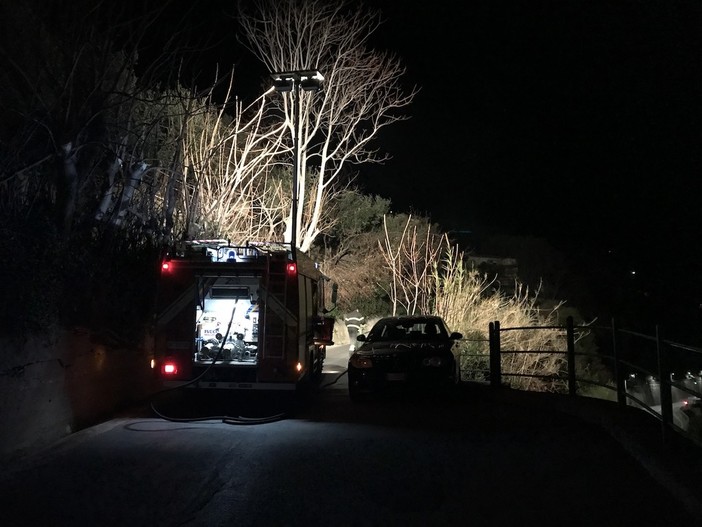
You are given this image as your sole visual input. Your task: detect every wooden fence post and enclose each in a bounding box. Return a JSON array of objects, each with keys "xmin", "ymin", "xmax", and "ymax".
[
  {"xmin": 489, "ymin": 321, "xmax": 501, "ymax": 388},
  {"xmin": 566, "ymin": 316, "xmax": 576, "ymax": 397}
]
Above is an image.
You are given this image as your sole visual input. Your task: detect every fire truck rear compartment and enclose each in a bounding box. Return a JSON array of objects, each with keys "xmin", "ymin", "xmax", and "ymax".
[{"xmin": 196, "ymin": 277, "xmax": 260, "ymax": 368}]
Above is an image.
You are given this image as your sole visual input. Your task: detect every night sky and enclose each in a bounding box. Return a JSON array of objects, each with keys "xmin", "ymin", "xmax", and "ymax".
[
  {"xmin": 365, "ymin": 1, "xmax": 701, "ymax": 235},
  {"xmin": 354, "ymin": 0, "xmax": 702, "ymax": 341}
]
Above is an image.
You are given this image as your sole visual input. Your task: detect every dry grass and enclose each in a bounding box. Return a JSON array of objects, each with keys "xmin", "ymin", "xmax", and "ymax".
[{"xmin": 432, "ymin": 245, "xmax": 569, "ymax": 392}]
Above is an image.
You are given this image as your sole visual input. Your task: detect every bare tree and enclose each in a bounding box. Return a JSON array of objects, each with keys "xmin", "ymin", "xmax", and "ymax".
[
  {"xmin": 0, "ymin": 0, "xmax": 308, "ymax": 335},
  {"xmin": 172, "ymin": 74, "xmax": 292, "ymax": 242},
  {"xmin": 378, "ymin": 215, "xmax": 444, "ymax": 315},
  {"xmin": 238, "ymin": 0, "xmax": 418, "ymax": 252},
  {"xmin": 0, "ymin": 0, "xmax": 207, "ymax": 241}
]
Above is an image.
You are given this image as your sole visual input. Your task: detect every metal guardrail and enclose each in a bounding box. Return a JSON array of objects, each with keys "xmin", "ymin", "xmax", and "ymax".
[{"xmin": 470, "ymin": 316, "xmax": 702, "ymax": 446}]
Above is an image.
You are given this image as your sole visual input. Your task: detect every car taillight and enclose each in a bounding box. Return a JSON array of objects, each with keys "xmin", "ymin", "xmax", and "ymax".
[
  {"xmin": 161, "ymin": 361, "xmax": 178, "ymax": 375},
  {"xmin": 161, "ymin": 261, "xmax": 171, "ymax": 272}
]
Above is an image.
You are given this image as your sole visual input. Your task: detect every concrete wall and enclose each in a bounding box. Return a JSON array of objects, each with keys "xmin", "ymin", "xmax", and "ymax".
[{"xmin": 0, "ymin": 328, "xmax": 158, "ymax": 464}]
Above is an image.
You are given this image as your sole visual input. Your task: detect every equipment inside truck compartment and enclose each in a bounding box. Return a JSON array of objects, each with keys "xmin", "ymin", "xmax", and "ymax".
[{"xmin": 195, "ymin": 277, "xmax": 260, "ymax": 365}]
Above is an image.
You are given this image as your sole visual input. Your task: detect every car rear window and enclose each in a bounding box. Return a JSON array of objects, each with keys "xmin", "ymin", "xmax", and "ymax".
[{"xmin": 369, "ymin": 319, "xmax": 448, "ymax": 341}]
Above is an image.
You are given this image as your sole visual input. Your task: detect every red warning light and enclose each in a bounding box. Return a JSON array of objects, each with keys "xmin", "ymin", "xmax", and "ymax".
[
  {"xmin": 287, "ymin": 262, "xmax": 297, "ymax": 275},
  {"xmin": 161, "ymin": 261, "xmax": 171, "ymax": 272},
  {"xmin": 161, "ymin": 361, "xmax": 178, "ymax": 375}
]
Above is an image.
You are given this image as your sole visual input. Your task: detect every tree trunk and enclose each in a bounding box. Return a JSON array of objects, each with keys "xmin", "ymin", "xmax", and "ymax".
[
  {"xmin": 94, "ymin": 157, "xmax": 122, "ymax": 222},
  {"xmin": 111, "ymin": 162, "xmax": 148, "ymax": 228},
  {"xmin": 58, "ymin": 142, "xmax": 79, "ymax": 239}
]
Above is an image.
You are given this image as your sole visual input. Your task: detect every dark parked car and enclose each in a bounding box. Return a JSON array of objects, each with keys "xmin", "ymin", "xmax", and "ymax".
[{"xmin": 348, "ymin": 315, "xmax": 463, "ymax": 401}]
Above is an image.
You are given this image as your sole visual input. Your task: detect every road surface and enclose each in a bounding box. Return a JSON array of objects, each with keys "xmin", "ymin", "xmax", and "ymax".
[{"xmin": 1, "ymin": 345, "xmax": 698, "ymax": 526}]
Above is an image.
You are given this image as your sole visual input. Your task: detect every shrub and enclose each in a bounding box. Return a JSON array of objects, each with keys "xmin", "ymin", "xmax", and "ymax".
[{"xmin": 433, "ymin": 245, "xmax": 569, "ymax": 392}]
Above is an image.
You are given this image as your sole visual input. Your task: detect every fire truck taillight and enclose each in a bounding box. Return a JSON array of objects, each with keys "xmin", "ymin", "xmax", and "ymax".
[
  {"xmin": 161, "ymin": 361, "xmax": 178, "ymax": 375},
  {"xmin": 287, "ymin": 262, "xmax": 297, "ymax": 275}
]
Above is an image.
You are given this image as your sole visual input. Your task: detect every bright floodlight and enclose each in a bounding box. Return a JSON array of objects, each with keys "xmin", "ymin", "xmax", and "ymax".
[{"xmin": 270, "ymin": 70, "xmax": 324, "ymax": 92}]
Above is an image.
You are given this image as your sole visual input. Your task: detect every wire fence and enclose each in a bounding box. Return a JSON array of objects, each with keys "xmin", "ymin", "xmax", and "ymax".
[{"xmin": 459, "ymin": 316, "xmax": 702, "ymax": 446}]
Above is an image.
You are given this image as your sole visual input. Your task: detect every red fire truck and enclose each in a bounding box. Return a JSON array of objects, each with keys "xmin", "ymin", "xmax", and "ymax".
[{"xmin": 152, "ymin": 240, "xmax": 336, "ymax": 391}]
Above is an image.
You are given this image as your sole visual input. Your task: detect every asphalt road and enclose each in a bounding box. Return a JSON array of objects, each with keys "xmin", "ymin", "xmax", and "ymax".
[{"xmin": 1, "ymin": 345, "xmax": 699, "ymax": 526}]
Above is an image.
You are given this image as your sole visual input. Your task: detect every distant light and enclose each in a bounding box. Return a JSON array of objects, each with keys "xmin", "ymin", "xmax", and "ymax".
[
  {"xmin": 296, "ymin": 362, "xmax": 303, "ymax": 372},
  {"xmin": 162, "ymin": 261, "xmax": 171, "ymax": 271},
  {"xmin": 630, "ymin": 270, "xmax": 636, "ymax": 276},
  {"xmin": 287, "ymin": 262, "xmax": 297, "ymax": 275}
]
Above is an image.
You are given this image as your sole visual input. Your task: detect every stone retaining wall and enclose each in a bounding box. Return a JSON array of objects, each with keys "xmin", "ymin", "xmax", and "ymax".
[{"xmin": 0, "ymin": 328, "xmax": 158, "ymax": 464}]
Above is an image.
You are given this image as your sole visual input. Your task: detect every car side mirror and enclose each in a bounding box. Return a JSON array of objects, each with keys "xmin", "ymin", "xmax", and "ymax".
[
  {"xmin": 450, "ymin": 332, "xmax": 463, "ymax": 340},
  {"xmin": 356, "ymin": 334, "xmax": 367, "ymax": 342}
]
